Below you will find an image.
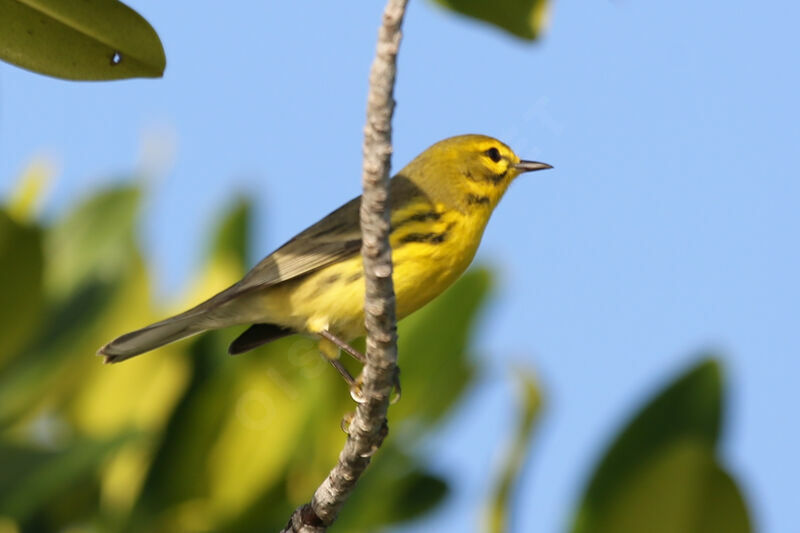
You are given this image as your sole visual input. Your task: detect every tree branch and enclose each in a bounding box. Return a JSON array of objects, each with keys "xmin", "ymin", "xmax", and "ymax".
[{"xmin": 281, "ymin": 0, "xmax": 408, "ymax": 531}]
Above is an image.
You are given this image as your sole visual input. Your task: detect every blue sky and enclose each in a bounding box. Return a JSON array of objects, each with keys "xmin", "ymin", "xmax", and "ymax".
[{"xmin": 2, "ymin": 1, "xmax": 799, "ymax": 531}]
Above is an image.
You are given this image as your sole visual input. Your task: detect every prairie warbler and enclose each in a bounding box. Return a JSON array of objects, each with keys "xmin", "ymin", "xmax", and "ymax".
[{"xmin": 99, "ymin": 135, "xmax": 551, "ymax": 384}]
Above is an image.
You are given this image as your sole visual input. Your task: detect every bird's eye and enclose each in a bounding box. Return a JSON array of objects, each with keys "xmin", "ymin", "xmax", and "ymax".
[{"xmin": 485, "ymin": 147, "xmax": 502, "ymax": 163}]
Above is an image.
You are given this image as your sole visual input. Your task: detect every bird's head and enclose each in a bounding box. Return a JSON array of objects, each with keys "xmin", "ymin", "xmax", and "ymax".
[{"xmin": 399, "ymin": 134, "xmax": 552, "ymax": 211}]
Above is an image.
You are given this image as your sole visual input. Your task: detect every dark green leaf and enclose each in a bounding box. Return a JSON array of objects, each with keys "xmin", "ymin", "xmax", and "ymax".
[
  {"xmin": 0, "ymin": 211, "xmax": 43, "ymax": 365},
  {"xmin": 0, "ymin": 433, "xmax": 133, "ymax": 522},
  {"xmin": 434, "ymin": 0, "xmax": 550, "ymax": 40},
  {"xmin": 574, "ymin": 438, "xmax": 751, "ymax": 533},
  {"xmin": 0, "ymin": 0, "xmax": 165, "ymax": 80},
  {"xmin": 0, "ymin": 280, "xmax": 117, "ymax": 425},
  {"xmin": 571, "ymin": 358, "xmax": 752, "ymax": 533},
  {"xmin": 383, "ymin": 469, "xmax": 447, "ymax": 524}
]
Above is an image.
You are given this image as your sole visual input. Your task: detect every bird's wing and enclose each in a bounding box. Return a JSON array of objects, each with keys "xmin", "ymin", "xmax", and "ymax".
[
  {"xmin": 232, "ymin": 195, "xmax": 364, "ymax": 294},
  {"xmin": 179, "ymin": 196, "xmax": 363, "ymax": 316},
  {"xmin": 201, "ymin": 175, "xmax": 427, "ymax": 310}
]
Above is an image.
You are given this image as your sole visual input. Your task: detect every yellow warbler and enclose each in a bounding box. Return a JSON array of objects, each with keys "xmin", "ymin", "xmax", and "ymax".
[{"xmin": 99, "ymin": 135, "xmax": 551, "ymax": 380}]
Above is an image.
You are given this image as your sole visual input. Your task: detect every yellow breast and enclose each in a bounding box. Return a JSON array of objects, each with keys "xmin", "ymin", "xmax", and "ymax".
[{"xmin": 390, "ymin": 208, "xmax": 479, "ymax": 319}]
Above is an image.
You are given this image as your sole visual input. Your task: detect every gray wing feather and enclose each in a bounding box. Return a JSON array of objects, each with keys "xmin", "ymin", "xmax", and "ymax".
[{"xmin": 220, "ymin": 195, "xmax": 363, "ymax": 301}]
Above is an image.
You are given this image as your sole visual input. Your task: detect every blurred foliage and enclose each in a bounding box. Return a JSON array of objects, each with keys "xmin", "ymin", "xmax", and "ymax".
[
  {"xmin": 0, "ymin": 211, "xmax": 43, "ymax": 365},
  {"xmin": 0, "ymin": 166, "xmax": 754, "ymax": 532},
  {"xmin": 0, "ymin": 174, "xmax": 491, "ymax": 532},
  {"xmin": 485, "ymin": 369, "xmax": 543, "ymax": 533},
  {"xmin": 0, "ymin": 0, "xmax": 165, "ymax": 81},
  {"xmin": 434, "ymin": 0, "xmax": 550, "ymax": 40},
  {"xmin": 571, "ymin": 358, "xmax": 752, "ymax": 533}
]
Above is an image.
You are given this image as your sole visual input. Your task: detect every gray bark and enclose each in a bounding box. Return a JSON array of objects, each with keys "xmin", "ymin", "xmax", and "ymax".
[{"xmin": 281, "ymin": 0, "xmax": 408, "ymax": 530}]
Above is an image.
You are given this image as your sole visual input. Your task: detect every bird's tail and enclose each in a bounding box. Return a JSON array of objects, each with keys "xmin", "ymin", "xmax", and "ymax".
[
  {"xmin": 98, "ymin": 285, "xmax": 247, "ymax": 363},
  {"xmin": 98, "ymin": 311, "xmax": 208, "ymax": 364}
]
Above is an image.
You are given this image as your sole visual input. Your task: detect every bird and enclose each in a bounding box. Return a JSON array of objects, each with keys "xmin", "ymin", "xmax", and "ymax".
[{"xmin": 98, "ymin": 134, "xmax": 551, "ymax": 388}]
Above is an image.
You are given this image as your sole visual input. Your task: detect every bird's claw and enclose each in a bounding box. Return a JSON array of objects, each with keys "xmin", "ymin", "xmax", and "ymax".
[
  {"xmin": 349, "ymin": 374, "xmax": 366, "ymax": 404},
  {"xmin": 341, "ymin": 411, "xmax": 355, "ymax": 434},
  {"xmin": 389, "ymin": 366, "xmax": 401, "ymax": 405},
  {"xmin": 358, "ymin": 420, "xmax": 389, "ymax": 458}
]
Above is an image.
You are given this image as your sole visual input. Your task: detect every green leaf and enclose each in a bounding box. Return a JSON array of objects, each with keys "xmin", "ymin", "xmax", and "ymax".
[
  {"xmin": 0, "ymin": 211, "xmax": 43, "ymax": 366},
  {"xmin": 0, "ymin": 433, "xmax": 133, "ymax": 522},
  {"xmin": 392, "ymin": 267, "xmax": 492, "ymax": 429},
  {"xmin": 571, "ymin": 358, "xmax": 752, "ymax": 533},
  {"xmin": 434, "ymin": 0, "xmax": 550, "ymax": 40},
  {"xmin": 0, "ymin": 280, "xmax": 117, "ymax": 425},
  {"xmin": 486, "ymin": 368, "xmax": 543, "ymax": 533},
  {"xmin": 45, "ymin": 185, "xmax": 141, "ymax": 298},
  {"xmin": 0, "ymin": 0, "xmax": 165, "ymax": 81},
  {"xmin": 577, "ymin": 438, "xmax": 751, "ymax": 533}
]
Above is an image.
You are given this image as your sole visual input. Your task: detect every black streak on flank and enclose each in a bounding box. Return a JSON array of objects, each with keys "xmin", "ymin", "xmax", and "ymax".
[
  {"xmin": 466, "ymin": 194, "xmax": 490, "ymax": 206},
  {"xmin": 408, "ymin": 211, "xmax": 441, "ymax": 222},
  {"xmin": 346, "ymin": 272, "xmax": 362, "ymax": 283},
  {"xmin": 392, "ymin": 210, "xmax": 441, "ymax": 231},
  {"xmin": 399, "ymin": 222, "xmax": 454, "ymax": 245},
  {"xmin": 400, "ymin": 232, "xmax": 447, "ymax": 244},
  {"xmin": 324, "ymin": 274, "xmax": 341, "ymax": 285}
]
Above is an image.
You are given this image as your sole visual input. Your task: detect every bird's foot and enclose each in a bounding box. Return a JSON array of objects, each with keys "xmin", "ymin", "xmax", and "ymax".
[{"xmin": 390, "ymin": 366, "xmax": 401, "ymax": 405}]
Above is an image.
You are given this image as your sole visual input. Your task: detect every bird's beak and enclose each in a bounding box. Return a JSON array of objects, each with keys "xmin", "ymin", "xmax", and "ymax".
[{"xmin": 514, "ymin": 160, "xmax": 553, "ymax": 173}]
